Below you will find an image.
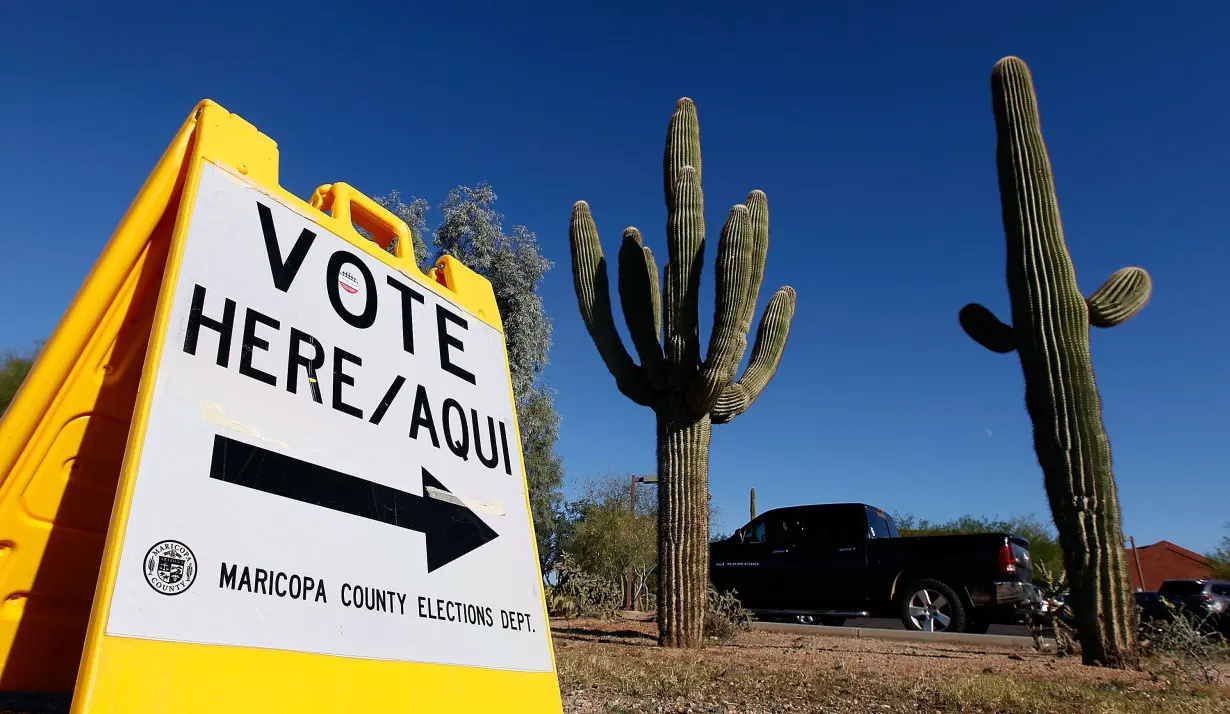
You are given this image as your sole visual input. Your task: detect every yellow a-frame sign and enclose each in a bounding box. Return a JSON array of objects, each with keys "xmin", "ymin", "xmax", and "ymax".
[{"xmin": 0, "ymin": 100, "xmax": 562, "ymax": 713}]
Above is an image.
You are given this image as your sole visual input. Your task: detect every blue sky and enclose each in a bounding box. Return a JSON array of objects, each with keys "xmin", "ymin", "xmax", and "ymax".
[{"xmin": 2, "ymin": 1, "xmax": 1226, "ymax": 553}]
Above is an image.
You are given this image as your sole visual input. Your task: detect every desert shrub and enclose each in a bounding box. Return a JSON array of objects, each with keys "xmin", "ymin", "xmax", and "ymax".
[
  {"xmin": 703, "ymin": 586, "xmax": 751, "ymax": 641},
  {"xmin": 1027, "ymin": 561, "xmax": 1078, "ymax": 656},
  {"xmin": 1140, "ymin": 602, "xmax": 1229, "ymax": 690},
  {"xmin": 548, "ymin": 553, "xmax": 622, "ymax": 619}
]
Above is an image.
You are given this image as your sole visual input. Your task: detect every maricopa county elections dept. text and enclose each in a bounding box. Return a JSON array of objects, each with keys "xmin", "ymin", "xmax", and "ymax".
[{"xmin": 217, "ymin": 560, "xmax": 537, "ymax": 634}]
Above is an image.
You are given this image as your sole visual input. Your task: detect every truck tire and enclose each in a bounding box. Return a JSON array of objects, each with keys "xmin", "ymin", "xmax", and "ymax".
[
  {"xmin": 818, "ymin": 616, "xmax": 846, "ymax": 627},
  {"xmin": 899, "ymin": 578, "xmax": 967, "ymax": 633}
]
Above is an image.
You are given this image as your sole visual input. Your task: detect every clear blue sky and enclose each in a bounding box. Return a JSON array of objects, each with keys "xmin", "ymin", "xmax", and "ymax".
[{"xmin": 2, "ymin": 2, "xmax": 1226, "ymax": 553}]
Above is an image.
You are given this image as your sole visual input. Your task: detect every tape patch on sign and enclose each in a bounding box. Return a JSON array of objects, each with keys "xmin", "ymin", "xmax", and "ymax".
[
  {"xmin": 201, "ymin": 401, "xmax": 289, "ymax": 448},
  {"xmin": 425, "ymin": 486, "xmax": 505, "ymax": 517}
]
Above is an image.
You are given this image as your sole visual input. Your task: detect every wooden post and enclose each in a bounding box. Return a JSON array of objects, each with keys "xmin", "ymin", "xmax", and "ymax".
[
  {"xmin": 625, "ymin": 474, "xmax": 638, "ymax": 611},
  {"xmin": 1129, "ymin": 536, "xmax": 1146, "ymax": 592}
]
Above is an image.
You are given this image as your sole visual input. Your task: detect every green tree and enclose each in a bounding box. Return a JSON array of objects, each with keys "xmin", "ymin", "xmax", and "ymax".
[
  {"xmin": 371, "ymin": 185, "xmax": 566, "ymax": 577},
  {"xmin": 563, "ymin": 472, "xmax": 658, "ymax": 609},
  {"xmin": 893, "ymin": 511, "xmax": 1065, "ymax": 588},
  {"xmin": 1208, "ymin": 523, "xmax": 1230, "ymax": 581},
  {"xmin": 559, "ymin": 471, "xmax": 727, "ymax": 609},
  {"xmin": 0, "ymin": 343, "xmax": 40, "ymax": 415}
]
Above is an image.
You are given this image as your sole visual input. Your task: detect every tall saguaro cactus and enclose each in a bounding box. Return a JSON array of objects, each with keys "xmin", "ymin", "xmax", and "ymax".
[
  {"xmin": 749, "ymin": 487, "xmax": 758, "ymax": 520},
  {"xmin": 570, "ymin": 98, "xmax": 797, "ymax": 648},
  {"xmin": 959, "ymin": 56, "xmax": 1150, "ymax": 668}
]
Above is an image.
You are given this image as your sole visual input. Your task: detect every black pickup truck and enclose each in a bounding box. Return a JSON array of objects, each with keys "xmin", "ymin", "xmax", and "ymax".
[{"xmin": 709, "ymin": 502, "xmax": 1040, "ymax": 633}]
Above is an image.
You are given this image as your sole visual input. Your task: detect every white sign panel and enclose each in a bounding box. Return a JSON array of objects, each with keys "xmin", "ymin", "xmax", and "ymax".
[{"xmin": 105, "ymin": 160, "xmax": 553, "ymax": 673}]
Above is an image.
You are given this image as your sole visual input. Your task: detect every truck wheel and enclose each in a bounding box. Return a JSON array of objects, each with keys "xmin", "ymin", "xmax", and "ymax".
[
  {"xmin": 899, "ymin": 579, "xmax": 967, "ymax": 633},
  {"xmin": 818, "ymin": 616, "xmax": 846, "ymax": 627}
]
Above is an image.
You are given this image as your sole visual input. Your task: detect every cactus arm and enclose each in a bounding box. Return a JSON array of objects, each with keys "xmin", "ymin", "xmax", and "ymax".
[
  {"xmin": 662, "ymin": 259, "xmax": 675, "ymax": 343},
  {"xmin": 1087, "ymin": 267, "xmax": 1152, "ymax": 328},
  {"xmin": 737, "ymin": 190, "xmax": 771, "ymax": 336},
  {"xmin": 644, "ymin": 245, "xmax": 662, "ymax": 344},
  {"xmin": 664, "ymin": 98, "xmax": 702, "ymax": 210},
  {"xmin": 569, "ymin": 201, "xmax": 654, "ymax": 406},
  {"xmin": 619, "ymin": 227, "xmax": 668, "ymax": 388},
  {"xmin": 711, "ymin": 286, "xmax": 797, "ymax": 424},
  {"xmin": 958, "ymin": 302, "xmax": 1017, "ymax": 354},
  {"xmin": 686, "ymin": 205, "xmax": 755, "ymax": 414},
  {"xmin": 663, "ymin": 100, "xmax": 706, "ymax": 388}
]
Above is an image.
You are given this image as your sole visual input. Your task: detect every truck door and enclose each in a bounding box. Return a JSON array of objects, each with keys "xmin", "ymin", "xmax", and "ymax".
[
  {"xmin": 712, "ymin": 515, "xmax": 773, "ymax": 607},
  {"xmin": 781, "ymin": 506, "xmax": 870, "ymax": 610},
  {"xmin": 756, "ymin": 510, "xmax": 811, "ymax": 609}
]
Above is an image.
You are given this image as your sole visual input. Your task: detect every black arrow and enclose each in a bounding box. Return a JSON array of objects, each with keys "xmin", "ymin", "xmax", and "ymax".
[{"xmin": 207, "ymin": 434, "xmax": 499, "ymax": 572}]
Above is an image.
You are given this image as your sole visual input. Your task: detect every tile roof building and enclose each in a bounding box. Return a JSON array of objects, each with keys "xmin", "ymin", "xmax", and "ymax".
[{"xmin": 1124, "ymin": 540, "xmax": 1214, "ymax": 592}]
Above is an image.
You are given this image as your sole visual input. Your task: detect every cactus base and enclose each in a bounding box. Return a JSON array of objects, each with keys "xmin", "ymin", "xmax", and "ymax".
[
  {"xmin": 656, "ymin": 403, "xmax": 712, "ymax": 648},
  {"xmin": 1049, "ymin": 492, "xmax": 1140, "ymax": 668}
]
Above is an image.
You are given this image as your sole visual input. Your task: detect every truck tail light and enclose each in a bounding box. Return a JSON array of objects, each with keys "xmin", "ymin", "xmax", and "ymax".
[{"xmin": 998, "ymin": 541, "xmax": 1017, "ymax": 575}]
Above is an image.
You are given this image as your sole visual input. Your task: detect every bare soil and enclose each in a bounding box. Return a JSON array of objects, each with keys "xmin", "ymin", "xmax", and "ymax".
[{"xmin": 552, "ymin": 617, "xmax": 1230, "ymax": 714}]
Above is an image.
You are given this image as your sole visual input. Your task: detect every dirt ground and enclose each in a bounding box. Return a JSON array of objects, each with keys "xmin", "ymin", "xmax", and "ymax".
[{"xmin": 552, "ymin": 617, "xmax": 1230, "ymax": 714}]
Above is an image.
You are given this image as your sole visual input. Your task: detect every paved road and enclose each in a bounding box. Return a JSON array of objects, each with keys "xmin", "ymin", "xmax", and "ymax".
[
  {"xmin": 845, "ymin": 616, "xmax": 1030, "ymax": 637},
  {"xmin": 761, "ymin": 616, "xmax": 1030, "ymax": 637}
]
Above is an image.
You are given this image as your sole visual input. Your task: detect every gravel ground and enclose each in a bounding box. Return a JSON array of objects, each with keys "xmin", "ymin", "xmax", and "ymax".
[
  {"xmin": 553, "ymin": 618, "xmax": 1230, "ymax": 714},
  {"xmin": 0, "ymin": 620, "xmax": 1224, "ymax": 713}
]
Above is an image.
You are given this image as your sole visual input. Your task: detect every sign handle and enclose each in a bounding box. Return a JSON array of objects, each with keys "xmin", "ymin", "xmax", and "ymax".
[{"xmin": 310, "ymin": 182, "xmax": 415, "ymax": 270}]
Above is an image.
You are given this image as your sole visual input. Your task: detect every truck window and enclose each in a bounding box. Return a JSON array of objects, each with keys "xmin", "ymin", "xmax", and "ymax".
[
  {"xmin": 867, "ymin": 509, "xmax": 894, "ymax": 539},
  {"xmin": 806, "ymin": 507, "xmax": 864, "ymax": 547},
  {"xmin": 744, "ymin": 512, "xmax": 811, "ymax": 547},
  {"xmin": 775, "ymin": 513, "xmax": 811, "ymax": 547},
  {"xmin": 743, "ymin": 519, "xmax": 768, "ymax": 544},
  {"xmin": 1159, "ymin": 581, "xmax": 1204, "ymax": 596}
]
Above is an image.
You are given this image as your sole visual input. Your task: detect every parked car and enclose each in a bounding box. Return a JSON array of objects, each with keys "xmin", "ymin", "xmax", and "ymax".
[
  {"xmin": 1135, "ymin": 590, "xmax": 1164, "ymax": 621},
  {"xmin": 1141, "ymin": 579, "xmax": 1230, "ymax": 635},
  {"xmin": 709, "ymin": 502, "xmax": 1041, "ymax": 634}
]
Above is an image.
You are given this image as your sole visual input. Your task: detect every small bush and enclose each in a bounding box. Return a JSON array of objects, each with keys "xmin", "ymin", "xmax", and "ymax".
[{"xmin": 703, "ymin": 586, "xmax": 751, "ymax": 641}]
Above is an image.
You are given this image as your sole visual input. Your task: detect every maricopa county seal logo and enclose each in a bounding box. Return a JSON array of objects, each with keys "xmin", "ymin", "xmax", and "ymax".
[{"xmin": 143, "ymin": 540, "xmax": 197, "ymax": 595}]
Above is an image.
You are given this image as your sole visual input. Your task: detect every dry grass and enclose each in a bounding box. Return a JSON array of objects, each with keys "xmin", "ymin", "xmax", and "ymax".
[{"xmin": 553, "ymin": 618, "xmax": 1230, "ymax": 714}]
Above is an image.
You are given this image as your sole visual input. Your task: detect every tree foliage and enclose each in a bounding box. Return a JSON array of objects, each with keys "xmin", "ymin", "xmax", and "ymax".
[
  {"xmin": 0, "ymin": 343, "xmax": 39, "ymax": 415},
  {"xmin": 557, "ymin": 471, "xmax": 726, "ymax": 610},
  {"xmin": 893, "ymin": 511, "xmax": 1064, "ymax": 587},
  {"xmin": 372, "ymin": 184, "xmax": 565, "ymax": 576},
  {"xmin": 563, "ymin": 472, "xmax": 658, "ymax": 607},
  {"xmin": 1208, "ymin": 522, "xmax": 1230, "ymax": 581}
]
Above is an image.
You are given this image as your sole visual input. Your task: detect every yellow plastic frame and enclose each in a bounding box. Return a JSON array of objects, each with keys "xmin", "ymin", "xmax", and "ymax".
[{"xmin": 0, "ymin": 99, "xmax": 560, "ymax": 712}]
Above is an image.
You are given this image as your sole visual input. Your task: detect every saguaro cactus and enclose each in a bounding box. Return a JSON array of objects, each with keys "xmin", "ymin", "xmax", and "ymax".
[
  {"xmin": 570, "ymin": 98, "xmax": 797, "ymax": 648},
  {"xmin": 749, "ymin": 487, "xmax": 758, "ymax": 520},
  {"xmin": 959, "ymin": 56, "xmax": 1150, "ymax": 668}
]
